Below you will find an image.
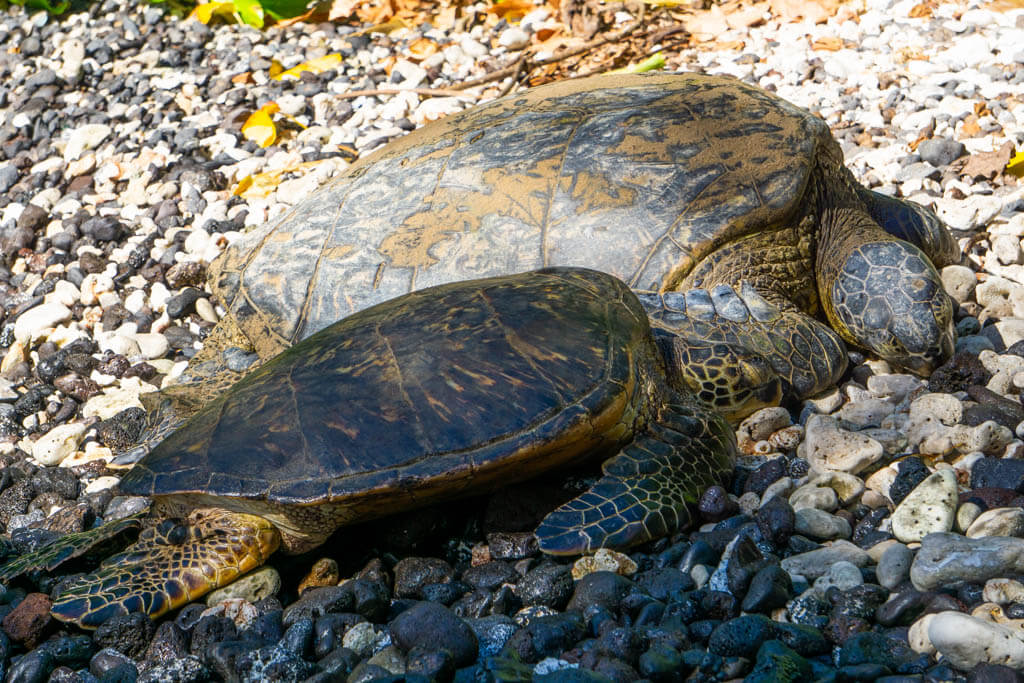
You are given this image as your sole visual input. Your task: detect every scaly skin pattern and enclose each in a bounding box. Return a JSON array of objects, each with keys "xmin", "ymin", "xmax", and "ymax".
[
  {"xmin": 636, "ymin": 281, "xmax": 846, "ymax": 420},
  {"xmin": 535, "ymin": 392, "xmax": 736, "ymax": 554},
  {"xmin": 0, "ymin": 516, "xmax": 142, "ymax": 584},
  {"xmin": 50, "ymin": 509, "xmax": 279, "ymax": 628},
  {"xmin": 812, "ymin": 143, "xmax": 955, "ymax": 374}
]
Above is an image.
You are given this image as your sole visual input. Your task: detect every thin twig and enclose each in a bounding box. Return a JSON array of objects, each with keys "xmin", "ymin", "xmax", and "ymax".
[
  {"xmin": 335, "ymin": 6, "xmax": 646, "ymax": 103},
  {"xmin": 452, "ymin": 5, "xmax": 646, "ymax": 91},
  {"xmin": 494, "ymin": 54, "xmax": 528, "ymax": 98},
  {"xmin": 334, "ymin": 87, "xmax": 480, "ymax": 100}
]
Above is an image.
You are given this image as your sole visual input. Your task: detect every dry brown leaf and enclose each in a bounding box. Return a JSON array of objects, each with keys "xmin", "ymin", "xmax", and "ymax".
[
  {"xmin": 726, "ymin": 1, "xmax": 769, "ymax": 29},
  {"xmin": 534, "ymin": 27, "xmax": 575, "ymax": 54},
  {"xmin": 328, "ymin": 0, "xmax": 360, "ymax": 20},
  {"xmin": 960, "ymin": 114, "xmax": 982, "ymax": 138},
  {"xmin": 276, "ymin": 5, "xmax": 324, "ymax": 27},
  {"xmin": 908, "ymin": 1, "xmax": 934, "ymax": 18},
  {"xmin": 709, "ymin": 39, "xmax": 746, "ymax": 50},
  {"xmin": 352, "ymin": 17, "xmax": 408, "ymax": 36},
  {"xmin": 769, "ymin": 0, "xmax": 838, "ymax": 24},
  {"xmin": 536, "ymin": 26, "xmax": 563, "ymax": 41},
  {"xmin": 683, "ymin": 4, "xmax": 730, "ymax": 40},
  {"xmin": 962, "ymin": 141, "xmax": 1015, "ymax": 180},
  {"xmin": 812, "ymin": 36, "xmax": 843, "ymax": 51},
  {"xmin": 350, "ymin": 0, "xmax": 414, "ymax": 24},
  {"xmin": 406, "ymin": 37, "xmax": 439, "ymax": 62},
  {"xmin": 908, "ymin": 132, "xmax": 928, "ymax": 152}
]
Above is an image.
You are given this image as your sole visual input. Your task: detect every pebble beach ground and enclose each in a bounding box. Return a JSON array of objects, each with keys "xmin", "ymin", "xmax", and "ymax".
[{"xmin": 0, "ymin": 0, "xmax": 1023, "ymax": 680}]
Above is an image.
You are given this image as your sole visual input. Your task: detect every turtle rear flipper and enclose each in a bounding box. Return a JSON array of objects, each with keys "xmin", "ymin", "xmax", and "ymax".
[
  {"xmin": 116, "ymin": 358, "xmax": 254, "ymax": 467},
  {"xmin": 51, "ymin": 510, "xmax": 280, "ymax": 629},
  {"xmin": 535, "ymin": 396, "xmax": 735, "ymax": 555},
  {"xmin": 0, "ymin": 515, "xmax": 143, "ymax": 584}
]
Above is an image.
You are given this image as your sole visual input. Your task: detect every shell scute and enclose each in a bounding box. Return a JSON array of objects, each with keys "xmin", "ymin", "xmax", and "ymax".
[
  {"xmin": 122, "ymin": 269, "xmax": 650, "ymax": 506},
  {"xmin": 213, "ymin": 74, "xmax": 830, "ymax": 347}
]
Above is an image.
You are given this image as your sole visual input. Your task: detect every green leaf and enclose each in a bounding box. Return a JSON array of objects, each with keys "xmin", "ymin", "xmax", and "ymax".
[
  {"xmin": 232, "ymin": 0, "xmax": 265, "ymax": 27},
  {"xmin": 261, "ymin": 0, "xmax": 308, "ymax": 21},
  {"xmin": 10, "ymin": 0, "xmax": 70, "ymax": 15}
]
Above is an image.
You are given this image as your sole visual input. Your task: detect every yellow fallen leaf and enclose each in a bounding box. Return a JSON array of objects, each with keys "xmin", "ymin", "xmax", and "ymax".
[
  {"xmin": 242, "ymin": 103, "xmax": 280, "ymax": 148},
  {"xmin": 487, "ymin": 0, "xmax": 535, "ymax": 20},
  {"xmin": 189, "ymin": 1, "xmax": 237, "ymax": 23},
  {"xmin": 1008, "ymin": 150, "xmax": 1024, "ymax": 178},
  {"xmin": 233, "ymin": 170, "xmax": 284, "ymax": 198},
  {"xmin": 233, "ymin": 159, "xmax": 332, "ymax": 198},
  {"xmin": 273, "ymin": 54, "xmax": 343, "ymax": 81}
]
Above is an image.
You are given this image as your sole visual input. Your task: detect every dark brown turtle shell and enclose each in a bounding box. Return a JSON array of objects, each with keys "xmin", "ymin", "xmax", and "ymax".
[
  {"xmin": 120, "ymin": 268, "xmax": 655, "ymax": 518},
  {"xmin": 210, "ymin": 72, "xmax": 832, "ymax": 362}
]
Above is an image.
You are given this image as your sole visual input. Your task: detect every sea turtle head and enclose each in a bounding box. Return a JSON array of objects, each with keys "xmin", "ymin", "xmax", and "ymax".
[{"xmin": 826, "ymin": 239, "xmax": 954, "ymax": 376}]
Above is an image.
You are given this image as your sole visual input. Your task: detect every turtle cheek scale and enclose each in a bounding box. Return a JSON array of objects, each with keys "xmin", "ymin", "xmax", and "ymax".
[{"xmin": 830, "ymin": 240, "xmax": 954, "ymax": 375}]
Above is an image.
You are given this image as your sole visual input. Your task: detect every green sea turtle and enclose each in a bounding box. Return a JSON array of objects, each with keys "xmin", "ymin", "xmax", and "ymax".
[
  {"xmin": 0, "ymin": 72, "xmax": 960, "ymax": 628},
  {"xmin": 135, "ymin": 71, "xmax": 957, "ymax": 455},
  {"xmin": 2, "ymin": 268, "xmax": 739, "ymax": 628}
]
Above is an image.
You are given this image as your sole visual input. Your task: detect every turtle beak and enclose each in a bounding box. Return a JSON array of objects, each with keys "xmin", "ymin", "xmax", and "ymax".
[{"xmin": 899, "ymin": 314, "xmax": 955, "ymax": 377}]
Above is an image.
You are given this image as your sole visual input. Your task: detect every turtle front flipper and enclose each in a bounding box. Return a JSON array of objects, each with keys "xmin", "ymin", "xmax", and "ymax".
[
  {"xmin": 0, "ymin": 515, "xmax": 143, "ymax": 584},
  {"xmin": 536, "ymin": 395, "xmax": 735, "ymax": 555},
  {"xmin": 51, "ymin": 510, "xmax": 279, "ymax": 629},
  {"xmin": 640, "ymin": 283, "xmax": 847, "ymax": 421}
]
